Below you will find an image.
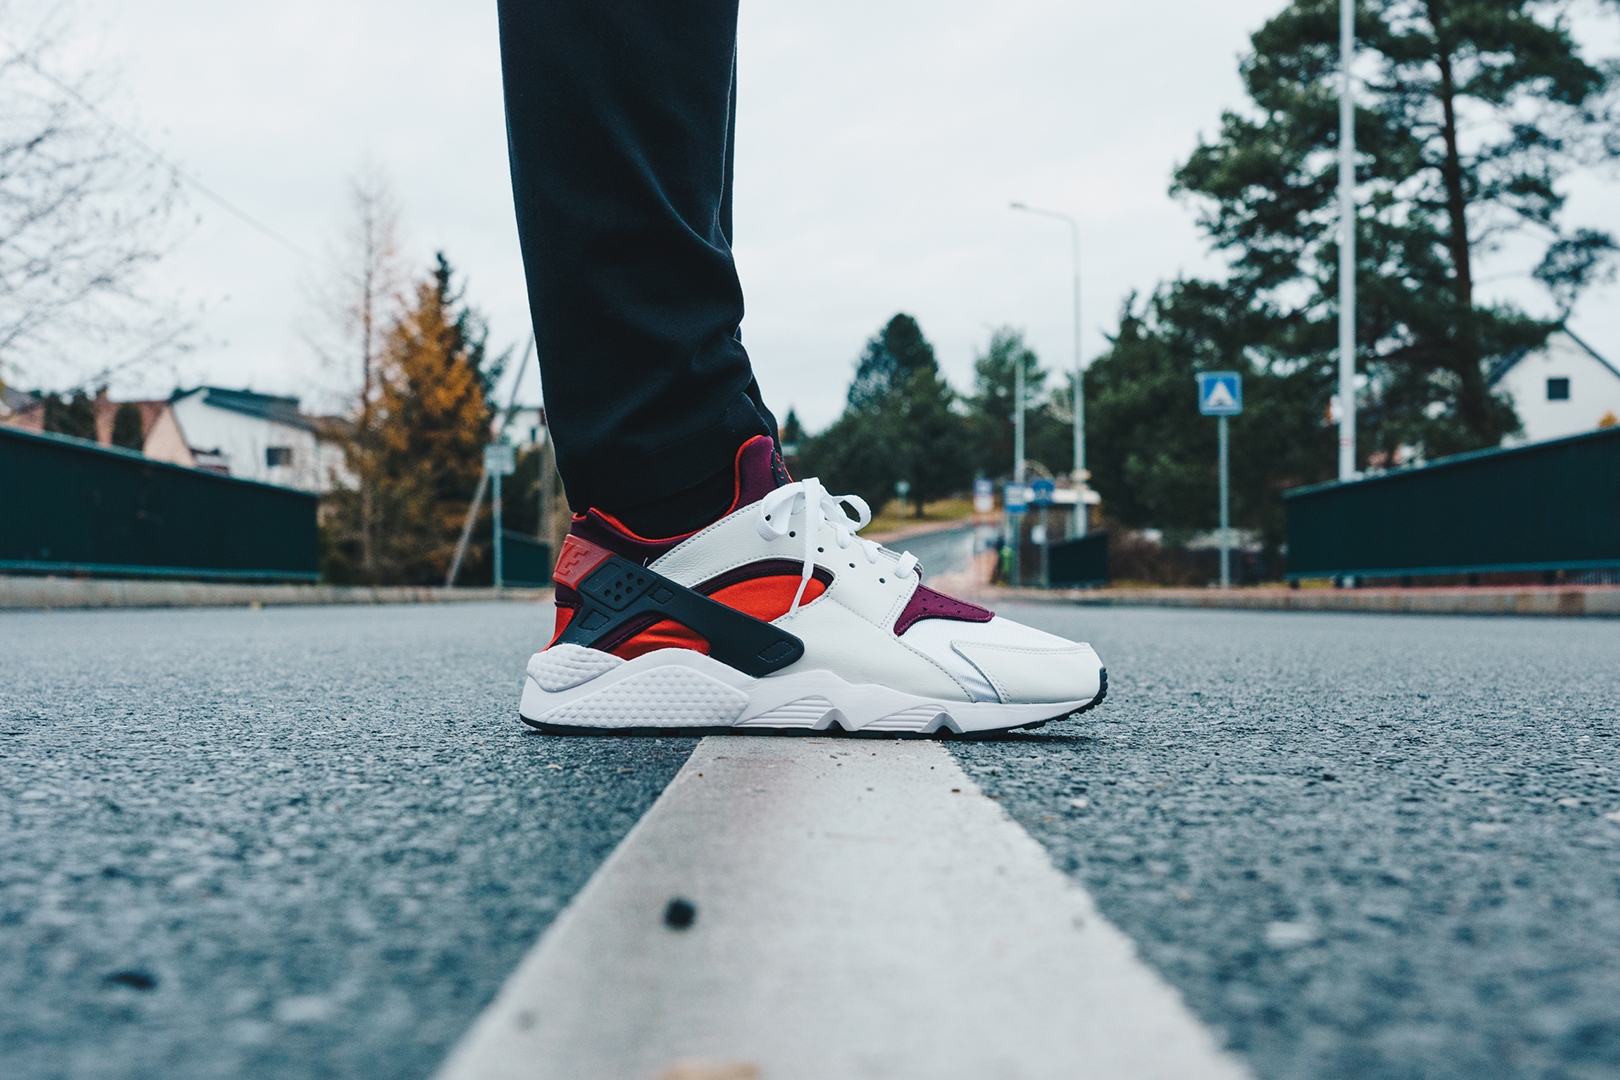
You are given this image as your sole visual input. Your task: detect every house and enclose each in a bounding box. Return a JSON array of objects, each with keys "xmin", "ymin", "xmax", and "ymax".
[
  {"xmin": 497, "ymin": 405, "xmax": 548, "ymax": 447},
  {"xmin": 167, "ymin": 387, "xmax": 346, "ymax": 492},
  {"xmin": 1492, "ymin": 329, "xmax": 1620, "ymax": 446},
  {"xmin": 0, "ymin": 389, "xmax": 195, "ymax": 468}
]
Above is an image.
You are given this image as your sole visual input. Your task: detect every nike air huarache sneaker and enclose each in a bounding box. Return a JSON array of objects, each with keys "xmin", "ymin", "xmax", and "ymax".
[{"xmin": 519, "ymin": 436, "xmax": 1107, "ymax": 735}]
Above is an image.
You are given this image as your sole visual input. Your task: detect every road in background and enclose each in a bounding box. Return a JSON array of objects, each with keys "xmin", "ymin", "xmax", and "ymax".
[
  {"xmin": 1, "ymin": 604, "xmax": 697, "ymax": 1080},
  {"xmin": 960, "ymin": 605, "xmax": 1620, "ymax": 1080},
  {"xmin": 886, "ymin": 524, "xmax": 978, "ymax": 584}
]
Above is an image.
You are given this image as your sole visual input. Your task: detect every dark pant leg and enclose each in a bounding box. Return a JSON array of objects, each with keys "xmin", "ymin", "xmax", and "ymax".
[{"xmin": 498, "ymin": 0, "xmax": 776, "ymax": 513}]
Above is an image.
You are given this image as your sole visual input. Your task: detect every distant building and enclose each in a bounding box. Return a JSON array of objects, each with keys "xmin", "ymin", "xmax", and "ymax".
[
  {"xmin": 0, "ymin": 389, "xmax": 194, "ymax": 468},
  {"xmin": 1492, "ymin": 329, "xmax": 1620, "ymax": 446},
  {"xmin": 168, "ymin": 387, "xmax": 347, "ymax": 492},
  {"xmin": 497, "ymin": 406, "xmax": 548, "ymax": 447}
]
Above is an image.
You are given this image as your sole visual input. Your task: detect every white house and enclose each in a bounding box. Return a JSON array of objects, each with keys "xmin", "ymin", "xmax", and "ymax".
[
  {"xmin": 168, "ymin": 387, "xmax": 346, "ymax": 492},
  {"xmin": 1493, "ymin": 329, "xmax": 1620, "ymax": 446},
  {"xmin": 496, "ymin": 405, "xmax": 548, "ymax": 447}
]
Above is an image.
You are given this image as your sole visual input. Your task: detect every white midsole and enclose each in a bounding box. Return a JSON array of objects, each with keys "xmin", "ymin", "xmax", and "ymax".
[{"xmin": 519, "ymin": 647, "xmax": 1097, "ymax": 734}]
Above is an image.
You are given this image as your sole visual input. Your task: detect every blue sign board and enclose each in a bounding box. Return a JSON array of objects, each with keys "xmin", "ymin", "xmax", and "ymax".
[
  {"xmin": 1196, "ymin": 372, "xmax": 1243, "ymax": 416},
  {"xmin": 1030, "ymin": 479, "xmax": 1055, "ymax": 506},
  {"xmin": 1003, "ymin": 483, "xmax": 1028, "ymax": 512}
]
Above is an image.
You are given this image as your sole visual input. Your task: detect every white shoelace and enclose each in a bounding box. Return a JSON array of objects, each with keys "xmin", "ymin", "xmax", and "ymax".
[{"xmin": 755, "ymin": 477, "xmax": 920, "ymax": 614}]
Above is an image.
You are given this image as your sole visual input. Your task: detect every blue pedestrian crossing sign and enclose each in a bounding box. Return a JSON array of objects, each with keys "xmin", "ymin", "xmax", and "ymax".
[{"xmin": 1196, "ymin": 372, "xmax": 1243, "ymax": 416}]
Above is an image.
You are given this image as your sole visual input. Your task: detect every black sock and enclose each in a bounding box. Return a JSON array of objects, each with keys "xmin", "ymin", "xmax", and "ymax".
[{"xmin": 606, "ymin": 466, "xmax": 734, "ymax": 538}]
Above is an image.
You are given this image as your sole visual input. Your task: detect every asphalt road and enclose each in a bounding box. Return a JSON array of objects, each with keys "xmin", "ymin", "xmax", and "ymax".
[
  {"xmin": 4, "ymin": 599, "xmax": 1618, "ymax": 1080},
  {"xmin": 1, "ymin": 603, "xmax": 697, "ymax": 1080},
  {"xmin": 962, "ymin": 604, "xmax": 1620, "ymax": 1080}
]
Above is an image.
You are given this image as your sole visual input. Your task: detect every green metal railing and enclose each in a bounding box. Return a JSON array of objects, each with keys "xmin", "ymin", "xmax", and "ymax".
[
  {"xmin": 1284, "ymin": 426, "xmax": 1620, "ymax": 580},
  {"xmin": 500, "ymin": 531, "xmax": 552, "ymax": 588},
  {"xmin": 1047, "ymin": 532, "xmax": 1110, "ymax": 587},
  {"xmin": 1, "ymin": 425, "xmax": 319, "ymax": 582}
]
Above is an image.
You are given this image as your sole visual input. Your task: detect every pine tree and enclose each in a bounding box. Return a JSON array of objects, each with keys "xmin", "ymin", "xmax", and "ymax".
[
  {"xmin": 966, "ymin": 328, "xmax": 1072, "ymax": 481},
  {"xmin": 1175, "ymin": 0, "xmax": 1619, "ymax": 458},
  {"xmin": 802, "ymin": 314, "xmax": 969, "ymax": 516},
  {"xmin": 110, "ymin": 402, "xmax": 145, "ymax": 451},
  {"xmin": 43, "ymin": 391, "xmax": 96, "ymax": 441},
  {"xmin": 327, "ymin": 254, "xmax": 496, "ymax": 584}
]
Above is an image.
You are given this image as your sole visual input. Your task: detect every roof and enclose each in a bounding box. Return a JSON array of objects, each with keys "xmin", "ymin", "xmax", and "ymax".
[
  {"xmin": 1, "ymin": 385, "xmax": 33, "ymax": 416},
  {"xmin": 1488, "ymin": 327, "xmax": 1620, "ymax": 386},
  {"xmin": 171, "ymin": 386, "xmax": 314, "ymax": 431}
]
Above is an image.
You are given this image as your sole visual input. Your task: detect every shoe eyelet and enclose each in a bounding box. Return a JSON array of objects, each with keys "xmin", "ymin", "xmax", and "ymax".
[
  {"xmin": 849, "ymin": 562, "xmax": 856, "ymax": 568},
  {"xmin": 789, "ymin": 531, "xmax": 796, "ymax": 537},
  {"xmin": 817, "ymin": 547, "xmax": 824, "ymax": 552},
  {"xmin": 879, "ymin": 578, "xmax": 886, "ymax": 583}
]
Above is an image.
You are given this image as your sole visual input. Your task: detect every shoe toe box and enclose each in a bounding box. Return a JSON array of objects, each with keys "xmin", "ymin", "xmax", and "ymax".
[{"xmin": 899, "ymin": 615, "xmax": 1104, "ymax": 705}]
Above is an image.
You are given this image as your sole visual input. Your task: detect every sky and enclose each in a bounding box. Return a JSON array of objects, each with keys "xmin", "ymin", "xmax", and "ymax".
[{"xmin": 16, "ymin": 0, "xmax": 1620, "ymax": 430}]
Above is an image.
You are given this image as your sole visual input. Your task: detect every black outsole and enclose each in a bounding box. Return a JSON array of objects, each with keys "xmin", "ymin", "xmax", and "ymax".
[{"xmin": 518, "ymin": 667, "xmax": 1109, "ymax": 740}]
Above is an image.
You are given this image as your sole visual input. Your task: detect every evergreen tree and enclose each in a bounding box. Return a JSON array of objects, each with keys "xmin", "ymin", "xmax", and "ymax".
[
  {"xmin": 1086, "ymin": 285, "xmax": 1333, "ymax": 553},
  {"xmin": 779, "ymin": 409, "xmax": 804, "ymax": 451},
  {"xmin": 801, "ymin": 314, "xmax": 970, "ymax": 517},
  {"xmin": 1175, "ymin": 0, "xmax": 1619, "ymax": 459},
  {"xmin": 966, "ymin": 328, "xmax": 1072, "ymax": 480},
  {"xmin": 110, "ymin": 402, "xmax": 145, "ymax": 451},
  {"xmin": 326, "ymin": 254, "xmax": 495, "ymax": 584},
  {"xmin": 42, "ymin": 391, "xmax": 96, "ymax": 441}
]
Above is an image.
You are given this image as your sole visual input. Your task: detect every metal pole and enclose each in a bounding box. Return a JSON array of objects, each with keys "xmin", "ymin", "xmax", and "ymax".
[
  {"xmin": 1040, "ymin": 505, "xmax": 1050, "ymax": 588},
  {"xmin": 1338, "ymin": 0, "xmax": 1357, "ymax": 481},
  {"xmin": 445, "ymin": 472, "xmax": 489, "ymax": 587},
  {"xmin": 493, "ymin": 469, "xmax": 504, "ymax": 590},
  {"xmin": 1219, "ymin": 414, "xmax": 1231, "ymax": 589},
  {"xmin": 1011, "ymin": 357, "xmax": 1025, "ymax": 587},
  {"xmin": 1070, "ymin": 223, "xmax": 1086, "ymax": 537},
  {"xmin": 1013, "ymin": 356, "xmax": 1025, "ymax": 485},
  {"xmin": 1009, "ymin": 202, "xmax": 1087, "ymax": 530},
  {"xmin": 446, "ymin": 336, "xmax": 535, "ymax": 588}
]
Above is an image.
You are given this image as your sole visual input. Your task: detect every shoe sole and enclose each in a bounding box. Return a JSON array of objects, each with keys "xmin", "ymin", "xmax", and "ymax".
[{"xmin": 517, "ymin": 645, "xmax": 1107, "ymax": 738}]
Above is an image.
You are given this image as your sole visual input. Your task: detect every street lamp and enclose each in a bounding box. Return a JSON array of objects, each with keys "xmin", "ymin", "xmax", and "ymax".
[{"xmin": 1010, "ymin": 202, "xmax": 1087, "ymax": 536}]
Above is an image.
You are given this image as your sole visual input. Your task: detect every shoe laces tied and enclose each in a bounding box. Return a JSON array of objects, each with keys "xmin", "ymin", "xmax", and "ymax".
[{"xmin": 755, "ymin": 477, "xmax": 920, "ymax": 615}]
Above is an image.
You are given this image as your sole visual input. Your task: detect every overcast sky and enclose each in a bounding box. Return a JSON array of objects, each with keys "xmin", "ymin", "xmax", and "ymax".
[{"xmin": 23, "ymin": 0, "xmax": 1620, "ymax": 429}]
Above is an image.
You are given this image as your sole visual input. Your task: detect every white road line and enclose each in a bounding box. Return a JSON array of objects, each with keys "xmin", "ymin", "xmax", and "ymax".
[{"xmin": 437, "ymin": 737, "xmax": 1250, "ymax": 1080}]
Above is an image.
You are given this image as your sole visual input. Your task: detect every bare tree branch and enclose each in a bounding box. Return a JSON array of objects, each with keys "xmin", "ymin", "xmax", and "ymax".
[{"xmin": 0, "ymin": 3, "xmax": 194, "ymax": 391}]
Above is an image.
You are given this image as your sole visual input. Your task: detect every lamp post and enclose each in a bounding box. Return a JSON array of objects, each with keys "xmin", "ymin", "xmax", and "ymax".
[{"xmin": 1010, "ymin": 202, "xmax": 1087, "ymax": 535}]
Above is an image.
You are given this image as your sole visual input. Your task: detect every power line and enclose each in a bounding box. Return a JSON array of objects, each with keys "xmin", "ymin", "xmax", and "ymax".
[{"xmin": 10, "ymin": 47, "xmax": 324, "ymax": 268}]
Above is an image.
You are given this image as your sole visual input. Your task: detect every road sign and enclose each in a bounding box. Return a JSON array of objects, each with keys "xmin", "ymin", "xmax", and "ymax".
[
  {"xmin": 1030, "ymin": 479, "xmax": 1055, "ymax": 506},
  {"xmin": 895, "ymin": 479, "xmax": 911, "ymax": 499},
  {"xmin": 973, "ymin": 478, "xmax": 994, "ymax": 514},
  {"xmin": 1003, "ymin": 483, "xmax": 1028, "ymax": 512},
  {"xmin": 1196, "ymin": 372, "xmax": 1243, "ymax": 416},
  {"xmin": 484, "ymin": 443, "xmax": 516, "ymax": 476}
]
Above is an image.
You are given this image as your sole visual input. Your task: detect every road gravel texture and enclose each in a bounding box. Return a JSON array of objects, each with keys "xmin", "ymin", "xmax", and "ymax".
[
  {"xmin": 960, "ymin": 604, "xmax": 1620, "ymax": 1080},
  {"xmin": 0, "ymin": 604, "xmax": 696, "ymax": 1080},
  {"xmin": 5, "ymin": 595, "xmax": 1619, "ymax": 1080}
]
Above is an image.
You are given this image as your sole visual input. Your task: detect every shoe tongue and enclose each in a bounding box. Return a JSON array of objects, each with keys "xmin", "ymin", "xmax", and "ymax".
[{"xmin": 735, "ymin": 434, "xmax": 787, "ymax": 508}]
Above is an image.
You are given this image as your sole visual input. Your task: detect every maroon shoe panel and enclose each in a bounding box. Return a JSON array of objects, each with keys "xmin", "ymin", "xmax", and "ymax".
[{"xmin": 893, "ymin": 585, "xmax": 994, "ymax": 636}]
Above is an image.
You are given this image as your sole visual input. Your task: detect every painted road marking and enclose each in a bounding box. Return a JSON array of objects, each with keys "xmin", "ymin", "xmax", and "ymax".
[{"xmin": 437, "ymin": 737, "xmax": 1250, "ymax": 1080}]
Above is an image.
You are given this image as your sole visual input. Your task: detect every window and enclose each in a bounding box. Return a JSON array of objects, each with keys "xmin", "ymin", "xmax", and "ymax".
[
  {"xmin": 266, "ymin": 446, "xmax": 294, "ymax": 467},
  {"xmin": 1547, "ymin": 378, "xmax": 1570, "ymax": 401}
]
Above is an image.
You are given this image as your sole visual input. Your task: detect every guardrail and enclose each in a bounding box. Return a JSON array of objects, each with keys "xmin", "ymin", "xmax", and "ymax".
[
  {"xmin": 1283, "ymin": 426, "xmax": 1620, "ymax": 581},
  {"xmin": 501, "ymin": 531, "xmax": 552, "ymax": 587},
  {"xmin": 1, "ymin": 425, "xmax": 319, "ymax": 582},
  {"xmin": 1046, "ymin": 532, "xmax": 1110, "ymax": 587}
]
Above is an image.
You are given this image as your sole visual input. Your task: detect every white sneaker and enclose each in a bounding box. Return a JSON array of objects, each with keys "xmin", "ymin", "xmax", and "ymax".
[{"xmin": 520, "ymin": 437, "xmax": 1107, "ymax": 735}]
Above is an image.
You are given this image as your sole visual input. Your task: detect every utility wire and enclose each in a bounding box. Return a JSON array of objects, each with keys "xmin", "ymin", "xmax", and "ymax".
[{"xmin": 9, "ymin": 46, "xmax": 324, "ymax": 268}]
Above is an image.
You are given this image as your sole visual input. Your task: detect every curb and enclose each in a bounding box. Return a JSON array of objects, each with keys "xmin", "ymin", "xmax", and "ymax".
[
  {"xmin": 980, "ymin": 584, "xmax": 1620, "ymax": 617},
  {"xmin": 0, "ymin": 577, "xmax": 553, "ymax": 611}
]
